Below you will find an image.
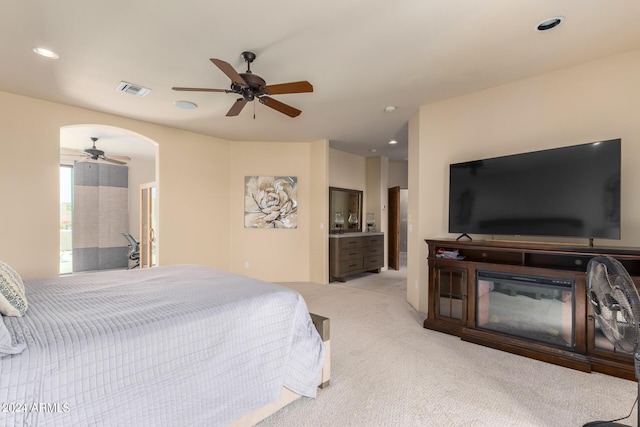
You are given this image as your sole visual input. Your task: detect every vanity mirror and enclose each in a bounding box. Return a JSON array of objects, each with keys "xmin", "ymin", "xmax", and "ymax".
[{"xmin": 329, "ymin": 187, "xmax": 363, "ymax": 233}]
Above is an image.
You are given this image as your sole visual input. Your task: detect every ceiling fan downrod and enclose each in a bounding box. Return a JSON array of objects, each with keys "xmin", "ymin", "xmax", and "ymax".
[{"xmin": 242, "ymin": 51, "xmax": 256, "ymax": 73}]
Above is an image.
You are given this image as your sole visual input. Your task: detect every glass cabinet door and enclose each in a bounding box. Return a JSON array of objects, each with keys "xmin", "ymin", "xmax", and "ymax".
[{"xmin": 435, "ymin": 267, "xmax": 467, "ymax": 323}]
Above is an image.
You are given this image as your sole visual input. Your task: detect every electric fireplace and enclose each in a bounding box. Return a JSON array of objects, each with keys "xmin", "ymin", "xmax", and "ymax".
[{"xmin": 476, "ymin": 271, "xmax": 575, "ymax": 348}]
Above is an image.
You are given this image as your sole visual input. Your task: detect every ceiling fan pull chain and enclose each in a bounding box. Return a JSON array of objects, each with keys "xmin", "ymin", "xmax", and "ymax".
[{"xmin": 253, "ymin": 100, "xmax": 256, "ymax": 120}]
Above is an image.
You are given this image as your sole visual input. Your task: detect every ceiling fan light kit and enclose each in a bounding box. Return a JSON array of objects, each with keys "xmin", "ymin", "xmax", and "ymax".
[{"xmin": 173, "ymin": 51, "xmax": 313, "ymax": 118}]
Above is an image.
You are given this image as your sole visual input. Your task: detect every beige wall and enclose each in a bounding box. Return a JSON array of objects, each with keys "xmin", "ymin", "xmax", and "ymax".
[
  {"xmin": 328, "ymin": 148, "xmax": 366, "ymax": 190},
  {"xmin": 0, "ymin": 90, "xmax": 328, "ymax": 282},
  {"xmin": 309, "ymin": 140, "xmax": 329, "ymax": 284},
  {"xmin": 388, "ymin": 161, "xmax": 408, "ymax": 189},
  {"xmin": 228, "ymin": 140, "xmax": 328, "ymax": 283},
  {"xmin": 366, "ymin": 156, "xmax": 389, "ymax": 269},
  {"xmin": 407, "ymin": 112, "xmax": 423, "ymax": 309},
  {"xmin": 408, "ymin": 48, "xmax": 640, "ymax": 312},
  {"xmin": 156, "ymin": 130, "xmax": 232, "ymax": 268}
]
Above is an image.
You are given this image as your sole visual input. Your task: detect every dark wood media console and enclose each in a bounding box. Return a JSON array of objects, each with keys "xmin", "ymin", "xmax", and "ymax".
[{"xmin": 424, "ymin": 239, "xmax": 640, "ymax": 380}]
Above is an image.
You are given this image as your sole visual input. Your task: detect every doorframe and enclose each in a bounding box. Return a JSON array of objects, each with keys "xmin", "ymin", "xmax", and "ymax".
[
  {"xmin": 140, "ymin": 181, "xmax": 157, "ymax": 268},
  {"xmin": 388, "ymin": 186, "xmax": 400, "ymax": 270}
]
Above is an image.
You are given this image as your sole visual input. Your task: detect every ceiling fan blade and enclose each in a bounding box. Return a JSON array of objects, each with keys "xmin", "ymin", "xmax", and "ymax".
[
  {"xmin": 265, "ymin": 81, "xmax": 313, "ymax": 95},
  {"xmin": 226, "ymin": 99, "xmax": 248, "ymax": 117},
  {"xmin": 172, "ymin": 87, "xmax": 228, "ymax": 92},
  {"xmin": 60, "ymin": 148, "xmax": 86, "ymax": 157},
  {"xmin": 210, "ymin": 59, "xmax": 247, "ymax": 86},
  {"xmin": 259, "ymin": 96, "xmax": 301, "ymax": 118},
  {"xmin": 102, "ymin": 157, "xmax": 127, "ymax": 165},
  {"xmin": 109, "ymin": 155, "xmax": 131, "ymax": 161}
]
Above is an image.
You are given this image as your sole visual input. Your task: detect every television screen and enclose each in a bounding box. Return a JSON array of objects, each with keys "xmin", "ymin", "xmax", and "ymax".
[{"xmin": 448, "ymin": 139, "xmax": 621, "ymax": 239}]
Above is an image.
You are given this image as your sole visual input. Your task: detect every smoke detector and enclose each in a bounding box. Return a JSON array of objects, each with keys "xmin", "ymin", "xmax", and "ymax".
[{"xmin": 116, "ymin": 81, "xmax": 152, "ymax": 97}]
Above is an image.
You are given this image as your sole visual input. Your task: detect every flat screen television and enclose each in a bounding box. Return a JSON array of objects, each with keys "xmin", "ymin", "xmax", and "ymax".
[{"xmin": 448, "ymin": 139, "xmax": 621, "ymax": 240}]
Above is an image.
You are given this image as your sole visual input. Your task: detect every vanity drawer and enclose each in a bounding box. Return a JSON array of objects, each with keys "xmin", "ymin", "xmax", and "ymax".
[
  {"xmin": 340, "ymin": 247, "xmax": 363, "ymax": 261},
  {"xmin": 363, "ymin": 235, "xmax": 384, "ymax": 247},
  {"xmin": 340, "ymin": 258, "xmax": 364, "ymax": 274},
  {"xmin": 338, "ymin": 237, "xmax": 365, "ymax": 250},
  {"xmin": 364, "ymin": 254, "xmax": 384, "ymax": 270},
  {"xmin": 363, "ymin": 245, "xmax": 383, "ymax": 257}
]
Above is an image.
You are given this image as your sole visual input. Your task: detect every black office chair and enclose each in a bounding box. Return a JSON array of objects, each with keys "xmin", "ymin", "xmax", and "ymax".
[{"xmin": 122, "ymin": 233, "xmax": 140, "ymax": 269}]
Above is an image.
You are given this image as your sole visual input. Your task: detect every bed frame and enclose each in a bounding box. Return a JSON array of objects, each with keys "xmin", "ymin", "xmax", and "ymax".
[{"xmin": 230, "ymin": 313, "xmax": 331, "ymax": 426}]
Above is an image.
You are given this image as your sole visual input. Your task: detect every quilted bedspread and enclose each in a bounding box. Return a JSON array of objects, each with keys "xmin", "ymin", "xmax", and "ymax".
[{"xmin": 0, "ymin": 265, "xmax": 325, "ymax": 426}]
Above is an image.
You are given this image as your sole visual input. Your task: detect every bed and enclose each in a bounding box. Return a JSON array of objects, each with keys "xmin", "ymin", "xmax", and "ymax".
[{"xmin": 0, "ymin": 264, "xmax": 328, "ymax": 426}]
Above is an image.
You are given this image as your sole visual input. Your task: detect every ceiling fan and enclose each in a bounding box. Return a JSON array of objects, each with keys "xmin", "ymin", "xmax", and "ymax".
[
  {"xmin": 60, "ymin": 137, "xmax": 130, "ymax": 165},
  {"xmin": 172, "ymin": 51, "xmax": 313, "ymax": 118}
]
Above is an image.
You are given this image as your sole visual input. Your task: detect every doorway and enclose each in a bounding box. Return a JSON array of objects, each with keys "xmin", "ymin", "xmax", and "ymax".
[
  {"xmin": 388, "ymin": 186, "xmax": 408, "ymax": 271},
  {"xmin": 140, "ymin": 182, "xmax": 157, "ymax": 268}
]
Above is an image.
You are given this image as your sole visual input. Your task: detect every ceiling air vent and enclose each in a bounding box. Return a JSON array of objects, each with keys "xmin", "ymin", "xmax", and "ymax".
[{"xmin": 116, "ymin": 81, "xmax": 151, "ymax": 97}]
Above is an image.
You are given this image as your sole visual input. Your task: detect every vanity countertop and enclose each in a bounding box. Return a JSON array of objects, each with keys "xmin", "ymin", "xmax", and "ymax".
[{"xmin": 329, "ymin": 232, "xmax": 383, "ymax": 238}]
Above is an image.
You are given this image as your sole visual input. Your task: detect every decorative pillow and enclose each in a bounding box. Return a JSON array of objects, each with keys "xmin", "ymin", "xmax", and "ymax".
[
  {"xmin": 0, "ymin": 316, "xmax": 26, "ymax": 357},
  {"xmin": 0, "ymin": 261, "xmax": 28, "ymax": 317}
]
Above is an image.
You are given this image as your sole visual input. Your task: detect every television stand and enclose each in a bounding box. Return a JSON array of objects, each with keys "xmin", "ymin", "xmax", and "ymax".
[
  {"xmin": 455, "ymin": 233, "xmax": 472, "ymax": 242},
  {"xmin": 424, "ymin": 238, "xmax": 640, "ymax": 380}
]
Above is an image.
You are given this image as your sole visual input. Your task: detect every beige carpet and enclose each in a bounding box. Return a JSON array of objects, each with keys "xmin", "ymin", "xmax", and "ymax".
[{"xmin": 261, "ymin": 261, "xmax": 638, "ymax": 427}]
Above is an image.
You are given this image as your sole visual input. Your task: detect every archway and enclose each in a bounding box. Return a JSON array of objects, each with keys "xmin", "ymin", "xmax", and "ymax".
[{"xmin": 59, "ymin": 125, "xmax": 158, "ymax": 273}]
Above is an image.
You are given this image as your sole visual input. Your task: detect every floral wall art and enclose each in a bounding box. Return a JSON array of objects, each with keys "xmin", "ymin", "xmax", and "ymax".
[{"xmin": 244, "ymin": 176, "xmax": 298, "ymax": 229}]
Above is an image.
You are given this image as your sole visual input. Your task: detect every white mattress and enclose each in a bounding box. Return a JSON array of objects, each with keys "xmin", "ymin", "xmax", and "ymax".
[{"xmin": 0, "ymin": 265, "xmax": 325, "ymax": 426}]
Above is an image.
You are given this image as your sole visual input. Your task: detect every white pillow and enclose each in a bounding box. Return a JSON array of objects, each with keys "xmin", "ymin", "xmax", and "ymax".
[
  {"xmin": 0, "ymin": 261, "xmax": 28, "ymax": 317},
  {"xmin": 0, "ymin": 317, "xmax": 26, "ymax": 357}
]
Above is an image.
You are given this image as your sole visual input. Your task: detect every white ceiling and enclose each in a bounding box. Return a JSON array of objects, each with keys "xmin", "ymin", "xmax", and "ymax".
[{"xmin": 3, "ymin": 1, "xmax": 640, "ymax": 161}]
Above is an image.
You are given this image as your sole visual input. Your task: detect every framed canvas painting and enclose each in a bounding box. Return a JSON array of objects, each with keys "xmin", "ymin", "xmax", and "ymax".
[{"xmin": 244, "ymin": 176, "xmax": 297, "ymax": 229}]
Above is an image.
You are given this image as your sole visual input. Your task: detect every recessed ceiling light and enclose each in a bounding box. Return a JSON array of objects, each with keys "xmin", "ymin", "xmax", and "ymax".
[
  {"xmin": 388, "ymin": 140, "xmax": 398, "ymax": 145},
  {"xmin": 174, "ymin": 100, "xmax": 198, "ymax": 110},
  {"xmin": 32, "ymin": 47, "xmax": 59, "ymax": 59},
  {"xmin": 384, "ymin": 106, "xmax": 396, "ymax": 113},
  {"xmin": 536, "ymin": 16, "xmax": 564, "ymax": 32},
  {"xmin": 370, "ymin": 149, "xmax": 377, "ymax": 153}
]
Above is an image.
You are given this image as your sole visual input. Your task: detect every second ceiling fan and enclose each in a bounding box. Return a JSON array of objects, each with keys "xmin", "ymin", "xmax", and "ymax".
[
  {"xmin": 60, "ymin": 137, "xmax": 130, "ymax": 165},
  {"xmin": 172, "ymin": 51, "xmax": 313, "ymax": 118}
]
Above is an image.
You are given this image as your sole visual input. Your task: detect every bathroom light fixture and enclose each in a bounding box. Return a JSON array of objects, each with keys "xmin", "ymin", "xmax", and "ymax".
[
  {"xmin": 32, "ymin": 47, "xmax": 59, "ymax": 59},
  {"xmin": 536, "ymin": 16, "xmax": 564, "ymax": 31},
  {"xmin": 174, "ymin": 100, "xmax": 198, "ymax": 110}
]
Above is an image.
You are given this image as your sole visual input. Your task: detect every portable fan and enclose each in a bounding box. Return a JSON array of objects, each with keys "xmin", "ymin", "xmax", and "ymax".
[{"xmin": 584, "ymin": 256, "xmax": 640, "ymax": 427}]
